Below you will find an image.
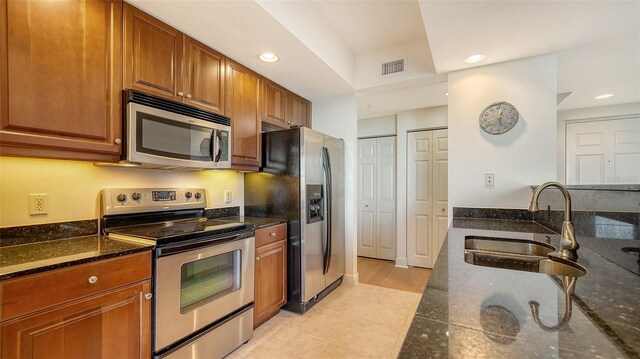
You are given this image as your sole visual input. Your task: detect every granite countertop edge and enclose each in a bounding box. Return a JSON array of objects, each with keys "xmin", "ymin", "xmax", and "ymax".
[{"xmin": 0, "ymin": 236, "xmax": 154, "ymax": 282}]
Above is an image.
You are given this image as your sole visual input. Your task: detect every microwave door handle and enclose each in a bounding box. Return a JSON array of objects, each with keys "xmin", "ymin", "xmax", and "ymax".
[
  {"xmin": 215, "ymin": 130, "xmax": 222, "ymax": 162},
  {"xmin": 214, "ymin": 130, "xmax": 216, "ymax": 160}
]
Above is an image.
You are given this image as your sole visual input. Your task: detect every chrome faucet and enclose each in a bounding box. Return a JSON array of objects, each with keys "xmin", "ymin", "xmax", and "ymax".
[{"xmin": 528, "ymin": 182, "xmax": 579, "ymax": 261}]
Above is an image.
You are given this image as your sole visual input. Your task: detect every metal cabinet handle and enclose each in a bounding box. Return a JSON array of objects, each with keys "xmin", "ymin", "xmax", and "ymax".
[
  {"xmin": 256, "ymin": 256, "xmax": 261, "ymax": 261},
  {"xmin": 186, "ymin": 94, "xmax": 192, "ymax": 99},
  {"xmin": 177, "ymin": 91, "xmax": 184, "ymax": 97},
  {"xmin": 88, "ymin": 276, "xmax": 98, "ymax": 284},
  {"xmin": 145, "ymin": 293, "xmax": 153, "ymax": 300},
  {"xmin": 115, "ymin": 138, "xmax": 121, "ymax": 145},
  {"xmin": 269, "ymin": 232, "xmax": 276, "ymax": 237}
]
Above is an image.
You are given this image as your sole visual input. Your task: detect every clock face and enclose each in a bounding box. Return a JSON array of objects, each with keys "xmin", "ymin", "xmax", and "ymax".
[{"xmin": 479, "ymin": 101, "xmax": 519, "ymax": 135}]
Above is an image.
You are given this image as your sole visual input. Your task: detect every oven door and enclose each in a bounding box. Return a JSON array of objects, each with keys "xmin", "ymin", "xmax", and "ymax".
[
  {"xmin": 127, "ymin": 102, "xmax": 228, "ymax": 169},
  {"xmin": 154, "ymin": 233, "xmax": 254, "ymax": 351}
]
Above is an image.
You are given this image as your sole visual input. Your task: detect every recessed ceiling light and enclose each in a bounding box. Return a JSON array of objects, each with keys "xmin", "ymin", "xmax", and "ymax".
[
  {"xmin": 595, "ymin": 93, "xmax": 613, "ymax": 100},
  {"xmin": 259, "ymin": 52, "xmax": 279, "ymax": 63},
  {"xmin": 445, "ymin": 92, "xmax": 449, "ymax": 96},
  {"xmin": 463, "ymin": 53, "xmax": 486, "ymax": 63}
]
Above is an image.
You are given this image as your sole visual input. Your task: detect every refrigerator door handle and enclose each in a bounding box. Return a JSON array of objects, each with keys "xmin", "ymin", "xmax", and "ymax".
[{"xmin": 322, "ymin": 146, "xmax": 332, "ymax": 274}]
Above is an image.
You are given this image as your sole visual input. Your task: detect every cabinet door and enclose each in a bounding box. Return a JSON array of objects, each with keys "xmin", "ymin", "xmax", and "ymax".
[
  {"xmin": 225, "ymin": 60, "xmax": 261, "ymax": 169},
  {"xmin": 124, "ymin": 3, "xmax": 183, "ymax": 101},
  {"xmin": 254, "ymin": 240, "xmax": 287, "ymax": 328},
  {"xmin": 287, "ymin": 93, "xmax": 312, "ymax": 128},
  {"xmin": 262, "ymin": 79, "xmax": 288, "ymax": 128},
  {"xmin": 183, "ymin": 36, "xmax": 225, "ymax": 114},
  {"xmin": 0, "ymin": 0, "xmax": 123, "ymax": 162},
  {"xmin": 1, "ymin": 281, "xmax": 152, "ymax": 359}
]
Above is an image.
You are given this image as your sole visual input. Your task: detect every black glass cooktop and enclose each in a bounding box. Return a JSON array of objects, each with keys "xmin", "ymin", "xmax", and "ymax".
[{"xmin": 107, "ymin": 218, "xmax": 253, "ymax": 244}]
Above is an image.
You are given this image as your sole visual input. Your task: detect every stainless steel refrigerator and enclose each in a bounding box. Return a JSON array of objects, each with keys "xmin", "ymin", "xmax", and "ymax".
[{"xmin": 245, "ymin": 127, "xmax": 345, "ymax": 313}]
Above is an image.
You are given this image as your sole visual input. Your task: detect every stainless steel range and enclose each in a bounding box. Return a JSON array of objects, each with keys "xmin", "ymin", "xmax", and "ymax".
[{"xmin": 101, "ymin": 188, "xmax": 254, "ymax": 359}]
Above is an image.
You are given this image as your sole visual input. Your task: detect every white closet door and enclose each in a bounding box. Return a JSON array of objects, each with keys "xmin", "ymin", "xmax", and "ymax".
[
  {"xmin": 407, "ymin": 131, "xmax": 434, "ymax": 268},
  {"xmin": 432, "ymin": 129, "xmax": 448, "ymax": 260},
  {"xmin": 375, "ymin": 137, "xmax": 396, "ymax": 260},
  {"xmin": 567, "ymin": 118, "xmax": 640, "ymax": 184},
  {"xmin": 357, "ymin": 139, "xmax": 377, "ymax": 258}
]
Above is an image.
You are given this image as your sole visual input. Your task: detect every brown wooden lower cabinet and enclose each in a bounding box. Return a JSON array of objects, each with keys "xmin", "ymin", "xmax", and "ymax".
[
  {"xmin": 254, "ymin": 224, "xmax": 288, "ymax": 328},
  {"xmin": 0, "ymin": 252, "xmax": 152, "ymax": 359}
]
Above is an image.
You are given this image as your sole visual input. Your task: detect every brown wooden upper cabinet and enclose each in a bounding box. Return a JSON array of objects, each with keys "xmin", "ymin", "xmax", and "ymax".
[
  {"xmin": 262, "ymin": 79, "xmax": 288, "ymax": 128},
  {"xmin": 225, "ymin": 59, "xmax": 261, "ymax": 170},
  {"xmin": 124, "ymin": 3, "xmax": 225, "ymax": 114},
  {"xmin": 262, "ymin": 79, "xmax": 312, "ymax": 129},
  {"xmin": 287, "ymin": 93, "xmax": 312, "ymax": 128},
  {"xmin": 0, "ymin": 0, "xmax": 124, "ymax": 162}
]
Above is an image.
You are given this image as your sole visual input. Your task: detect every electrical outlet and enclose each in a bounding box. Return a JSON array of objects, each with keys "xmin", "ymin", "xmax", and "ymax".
[
  {"xmin": 29, "ymin": 194, "xmax": 48, "ymax": 215},
  {"xmin": 485, "ymin": 173, "xmax": 495, "ymax": 187},
  {"xmin": 224, "ymin": 190, "xmax": 232, "ymax": 204}
]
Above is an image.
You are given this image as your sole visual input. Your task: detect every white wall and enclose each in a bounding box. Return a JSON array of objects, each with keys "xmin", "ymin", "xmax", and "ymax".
[
  {"xmin": 556, "ymin": 101, "xmax": 640, "ymax": 183},
  {"xmin": 312, "ymin": 94, "xmax": 359, "ymax": 285},
  {"xmin": 448, "ymin": 55, "xmax": 557, "ymax": 212},
  {"xmin": 357, "ymin": 115, "xmax": 397, "ymax": 138},
  {"xmin": 395, "ymin": 106, "xmax": 448, "ymax": 267},
  {"xmin": 0, "ymin": 157, "xmax": 244, "ymax": 227}
]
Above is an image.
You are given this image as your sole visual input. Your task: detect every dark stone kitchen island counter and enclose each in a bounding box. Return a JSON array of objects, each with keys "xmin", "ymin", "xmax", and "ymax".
[
  {"xmin": 399, "ymin": 218, "xmax": 640, "ymax": 358},
  {"xmin": 0, "ymin": 235, "xmax": 154, "ymax": 281}
]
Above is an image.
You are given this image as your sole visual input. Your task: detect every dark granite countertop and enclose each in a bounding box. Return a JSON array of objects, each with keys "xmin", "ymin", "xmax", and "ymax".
[
  {"xmin": 218, "ymin": 216, "xmax": 288, "ymax": 229},
  {"xmin": 0, "ymin": 235, "xmax": 154, "ymax": 281},
  {"xmin": 400, "ymin": 218, "xmax": 640, "ymax": 358}
]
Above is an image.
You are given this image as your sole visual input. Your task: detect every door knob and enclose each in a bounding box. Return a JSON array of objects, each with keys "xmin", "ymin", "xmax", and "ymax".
[
  {"xmin": 88, "ymin": 276, "xmax": 98, "ymax": 284},
  {"xmin": 177, "ymin": 91, "xmax": 184, "ymax": 97},
  {"xmin": 114, "ymin": 138, "xmax": 121, "ymax": 145},
  {"xmin": 186, "ymin": 94, "xmax": 192, "ymax": 99},
  {"xmin": 256, "ymin": 256, "xmax": 261, "ymax": 261},
  {"xmin": 145, "ymin": 293, "xmax": 153, "ymax": 300}
]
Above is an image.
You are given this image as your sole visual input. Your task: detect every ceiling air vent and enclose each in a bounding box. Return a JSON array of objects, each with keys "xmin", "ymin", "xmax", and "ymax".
[{"xmin": 381, "ymin": 58, "xmax": 406, "ymax": 77}]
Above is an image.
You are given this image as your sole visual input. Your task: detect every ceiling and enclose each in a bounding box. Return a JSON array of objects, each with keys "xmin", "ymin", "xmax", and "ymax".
[
  {"xmin": 309, "ymin": 0, "xmax": 428, "ymax": 56},
  {"xmin": 128, "ymin": 0, "xmax": 640, "ymax": 119}
]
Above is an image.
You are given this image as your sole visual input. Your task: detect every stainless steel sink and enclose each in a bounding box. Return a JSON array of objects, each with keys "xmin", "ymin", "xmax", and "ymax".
[{"xmin": 464, "ymin": 236, "xmax": 586, "ymax": 277}]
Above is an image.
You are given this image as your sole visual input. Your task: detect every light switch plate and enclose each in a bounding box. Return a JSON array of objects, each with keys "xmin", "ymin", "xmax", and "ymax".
[
  {"xmin": 485, "ymin": 173, "xmax": 495, "ymax": 187},
  {"xmin": 224, "ymin": 190, "xmax": 232, "ymax": 204}
]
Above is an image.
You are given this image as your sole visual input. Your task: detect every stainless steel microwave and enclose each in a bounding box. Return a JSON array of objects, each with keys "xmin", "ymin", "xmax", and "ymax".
[{"xmin": 120, "ymin": 90, "xmax": 231, "ymax": 170}]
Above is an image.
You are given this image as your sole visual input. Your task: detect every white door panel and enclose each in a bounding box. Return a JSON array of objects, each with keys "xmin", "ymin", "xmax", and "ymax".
[
  {"xmin": 567, "ymin": 118, "xmax": 640, "ymax": 184},
  {"xmin": 407, "ymin": 131, "xmax": 433, "ymax": 268},
  {"xmin": 358, "ymin": 139, "xmax": 377, "ymax": 258},
  {"xmin": 432, "ymin": 129, "xmax": 449, "ymax": 262},
  {"xmin": 407, "ymin": 129, "xmax": 448, "ymax": 268},
  {"xmin": 357, "ymin": 137, "xmax": 396, "ymax": 260}
]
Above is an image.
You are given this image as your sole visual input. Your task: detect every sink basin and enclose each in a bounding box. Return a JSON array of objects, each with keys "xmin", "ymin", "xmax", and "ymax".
[{"xmin": 464, "ymin": 236, "xmax": 586, "ymax": 277}]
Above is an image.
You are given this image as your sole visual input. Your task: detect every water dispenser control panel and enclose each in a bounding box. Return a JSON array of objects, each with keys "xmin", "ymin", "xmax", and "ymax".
[{"xmin": 307, "ymin": 185, "xmax": 324, "ymax": 224}]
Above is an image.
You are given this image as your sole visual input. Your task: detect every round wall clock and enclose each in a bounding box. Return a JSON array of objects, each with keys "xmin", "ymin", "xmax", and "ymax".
[{"xmin": 479, "ymin": 101, "xmax": 519, "ymax": 135}]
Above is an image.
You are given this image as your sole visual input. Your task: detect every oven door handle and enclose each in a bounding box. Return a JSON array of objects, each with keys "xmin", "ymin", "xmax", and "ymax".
[{"xmin": 156, "ymin": 231, "xmax": 251, "ymax": 257}]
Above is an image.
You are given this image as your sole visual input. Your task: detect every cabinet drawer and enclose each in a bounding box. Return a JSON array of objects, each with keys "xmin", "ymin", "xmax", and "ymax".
[
  {"xmin": 0, "ymin": 251, "xmax": 151, "ymax": 322},
  {"xmin": 255, "ymin": 223, "xmax": 287, "ymax": 247}
]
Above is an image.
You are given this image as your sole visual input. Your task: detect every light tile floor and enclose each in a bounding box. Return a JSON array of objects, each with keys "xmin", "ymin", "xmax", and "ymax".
[{"xmin": 227, "ymin": 283, "xmax": 421, "ymax": 359}]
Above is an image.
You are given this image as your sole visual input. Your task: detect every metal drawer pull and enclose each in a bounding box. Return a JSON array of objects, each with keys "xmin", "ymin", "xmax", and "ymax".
[
  {"xmin": 269, "ymin": 232, "xmax": 277, "ymax": 237},
  {"xmin": 256, "ymin": 256, "xmax": 261, "ymax": 261},
  {"xmin": 145, "ymin": 293, "xmax": 153, "ymax": 300},
  {"xmin": 88, "ymin": 276, "xmax": 98, "ymax": 284}
]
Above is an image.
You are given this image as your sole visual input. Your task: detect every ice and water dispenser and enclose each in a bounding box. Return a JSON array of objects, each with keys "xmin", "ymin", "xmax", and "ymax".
[{"xmin": 307, "ymin": 185, "xmax": 324, "ymax": 223}]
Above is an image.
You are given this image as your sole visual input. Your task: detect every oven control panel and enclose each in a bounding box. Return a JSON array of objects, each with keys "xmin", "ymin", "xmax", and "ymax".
[{"xmin": 102, "ymin": 188, "xmax": 206, "ymax": 215}]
